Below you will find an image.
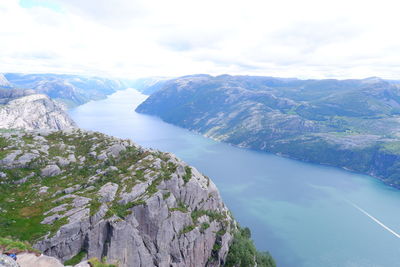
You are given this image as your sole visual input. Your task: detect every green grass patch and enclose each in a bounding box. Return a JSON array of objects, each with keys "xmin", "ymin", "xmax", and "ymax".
[
  {"xmin": 180, "ymin": 225, "xmax": 196, "ymax": 235},
  {"xmin": 191, "ymin": 209, "xmax": 225, "ymax": 223},
  {"xmin": 162, "ymin": 192, "xmax": 171, "ymax": 200},
  {"xmin": 88, "ymin": 257, "xmax": 117, "ymax": 267},
  {"xmin": 169, "ymin": 200, "xmax": 188, "ymax": 213},
  {"xmin": 183, "ymin": 166, "xmax": 192, "ymax": 184},
  {"xmin": 64, "ymin": 250, "xmax": 87, "ymax": 265},
  {"xmin": 0, "ymin": 237, "xmax": 40, "ymax": 254}
]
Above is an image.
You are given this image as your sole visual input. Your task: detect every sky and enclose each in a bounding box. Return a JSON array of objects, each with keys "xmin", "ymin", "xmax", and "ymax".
[{"xmin": 1, "ymin": 0, "xmax": 400, "ymax": 79}]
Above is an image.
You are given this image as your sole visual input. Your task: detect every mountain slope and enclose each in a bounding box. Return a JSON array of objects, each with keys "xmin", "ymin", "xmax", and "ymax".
[
  {"xmin": 0, "ymin": 94, "xmax": 76, "ymax": 130},
  {"xmin": 4, "ymin": 73, "xmax": 126, "ymax": 107},
  {"xmin": 0, "ymin": 79, "xmax": 274, "ymax": 267},
  {"xmin": 136, "ymin": 74, "xmax": 400, "ymax": 188},
  {"xmin": 0, "ymin": 74, "xmax": 12, "ymax": 88},
  {"xmin": 0, "ymin": 129, "xmax": 274, "ymax": 267}
]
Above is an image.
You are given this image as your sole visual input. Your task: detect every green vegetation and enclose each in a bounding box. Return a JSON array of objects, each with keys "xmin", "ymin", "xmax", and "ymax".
[
  {"xmin": 0, "ymin": 237, "xmax": 40, "ymax": 254},
  {"xmin": 169, "ymin": 200, "xmax": 188, "ymax": 213},
  {"xmin": 200, "ymin": 222, "xmax": 210, "ymax": 231},
  {"xmin": 183, "ymin": 166, "xmax": 192, "ymax": 184},
  {"xmin": 180, "ymin": 225, "xmax": 196, "ymax": 235},
  {"xmin": 88, "ymin": 257, "xmax": 117, "ymax": 267},
  {"xmin": 0, "ymin": 130, "xmax": 175, "ymax": 243},
  {"xmin": 225, "ymin": 227, "xmax": 276, "ymax": 267},
  {"xmin": 191, "ymin": 209, "xmax": 226, "ymax": 223},
  {"xmin": 162, "ymin": 192, "xmax": 171, "ymax": 200},
  {"xmin": 64, "ymin": 250, "xmax": 87, "ymax": 265}
]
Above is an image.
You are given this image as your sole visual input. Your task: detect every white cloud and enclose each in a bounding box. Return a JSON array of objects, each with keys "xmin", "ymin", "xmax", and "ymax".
[{"xmin": 1, "ymin": 0, "xmax": 400, "ymax": 79}]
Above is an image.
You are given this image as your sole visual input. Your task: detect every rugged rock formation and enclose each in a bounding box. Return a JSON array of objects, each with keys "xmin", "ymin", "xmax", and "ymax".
[
  {"xmin": 0, "ymin": 130, "xmax": 235, "ymax": 267},
  {"xmin": 0, "ymin": 94, "xmax": 76, "ymax": 130}
]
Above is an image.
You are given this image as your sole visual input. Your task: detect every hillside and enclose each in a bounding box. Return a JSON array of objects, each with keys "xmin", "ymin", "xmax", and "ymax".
[
  {"xmin": 0, "ymin": 93, "xmax": 274, "ymax": 267},
  {"xmin": 0, "ymin": 129, "xmax": 274, "ymax": 267},
  {"xmin": 0, "ymin": 94, "xmax": 76, "ymax": 130},
  {"xmin": 3, "ymin": 73, "xmax": 127, "ymax": 107},
  {"xmin": 136, "ymin": 74, "xmax": 400, "ymax": 188}
]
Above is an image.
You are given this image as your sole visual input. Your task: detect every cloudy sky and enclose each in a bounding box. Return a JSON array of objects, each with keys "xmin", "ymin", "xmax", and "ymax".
[{"xmin": 1, "ymin": 0, "xmax": 400, "ymax": 79}]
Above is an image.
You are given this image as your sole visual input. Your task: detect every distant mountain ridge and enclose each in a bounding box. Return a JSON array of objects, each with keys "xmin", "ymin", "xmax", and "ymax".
[
  {"xmin": 3, "ymin": 73, "xmax": 128, "ymax": 107},
  {"xmin": 136, "ymin": 74, "xmax": 400, "ymax": 188}
]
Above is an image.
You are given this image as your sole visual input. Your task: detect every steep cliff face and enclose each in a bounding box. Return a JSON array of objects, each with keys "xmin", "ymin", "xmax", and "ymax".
[
  {"xmin": 0, "ymin": 130, "xmax": 234, "ymax": 267},
  {"xmin": 0, "ymin": 94, "xmax": 76, "ymax": 130}
]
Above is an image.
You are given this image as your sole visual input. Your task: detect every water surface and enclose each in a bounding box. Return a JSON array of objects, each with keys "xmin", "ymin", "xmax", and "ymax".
[{"xmin": 70, "ymin": 89, "xmax": 400, "ymax": 267}]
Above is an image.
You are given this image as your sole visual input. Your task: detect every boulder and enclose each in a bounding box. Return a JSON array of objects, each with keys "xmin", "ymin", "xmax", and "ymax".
[{"xmin": 41, "ymin": 165, "xmax": 61, "ymax": 177}]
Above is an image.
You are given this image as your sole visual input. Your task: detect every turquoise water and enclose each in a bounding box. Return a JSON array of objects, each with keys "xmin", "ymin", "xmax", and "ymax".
[{"xmin": 70, "ymin": 89, "xmax": 400, "ymax": 267}]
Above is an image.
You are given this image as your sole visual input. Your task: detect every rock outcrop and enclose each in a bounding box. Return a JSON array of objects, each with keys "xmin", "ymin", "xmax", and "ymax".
[
  {"xmin": 0, "ymin": 130, "xmax": 234, "ymax": 267},
  {"xmin": 0, "ymin": 94, "xmax": 76, "ymax": 130}
]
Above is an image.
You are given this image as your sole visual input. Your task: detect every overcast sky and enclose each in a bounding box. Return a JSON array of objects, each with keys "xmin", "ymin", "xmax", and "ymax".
[{"xmin": 1, "ymin": 0, "xmax": 400, "ymax": 79}]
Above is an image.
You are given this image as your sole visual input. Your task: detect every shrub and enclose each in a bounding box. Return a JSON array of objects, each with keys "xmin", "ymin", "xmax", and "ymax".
[{"xmin": 225, "ymin": 227, "xmax": 276, "ymax": 267}]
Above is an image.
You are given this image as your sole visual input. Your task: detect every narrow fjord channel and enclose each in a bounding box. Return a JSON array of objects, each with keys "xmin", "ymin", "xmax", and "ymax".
[{"xmin": 70, "ymin": 89, "xmax": 400, "ymax": 267}]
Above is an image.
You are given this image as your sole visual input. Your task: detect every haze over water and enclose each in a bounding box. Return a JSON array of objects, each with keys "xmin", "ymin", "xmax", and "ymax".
[{"xmin": 70, "ymin": 89, "xmax": 400, "ymax": 267}]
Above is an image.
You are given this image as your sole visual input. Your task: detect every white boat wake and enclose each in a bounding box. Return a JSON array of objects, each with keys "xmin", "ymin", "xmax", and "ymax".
[{"xmin": 348, "ymin": 200, "xmax": 400, "ymax": 239}]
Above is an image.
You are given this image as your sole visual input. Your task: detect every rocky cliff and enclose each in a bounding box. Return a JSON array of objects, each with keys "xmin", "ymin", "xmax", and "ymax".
[
  {"xmin": 0, "ymin": 94, "xmax": 76, "ymax": 130},
  {"xmin": 0, "ymin": 129, "xmax": 236, "ymax": 267}
]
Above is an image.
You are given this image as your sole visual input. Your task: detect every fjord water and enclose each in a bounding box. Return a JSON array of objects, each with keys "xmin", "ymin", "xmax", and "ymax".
[{"xmin": 70, "ymin": 89, "xmax": 400, "ymax": 267}]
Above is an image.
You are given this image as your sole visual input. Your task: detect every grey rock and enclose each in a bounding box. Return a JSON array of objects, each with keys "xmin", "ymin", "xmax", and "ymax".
[
  {"xmin": 15, "ymin": 152, "xmax": 38, "ymax": 166},
  {"xmin": 56, "ymin": 156, "xmax": 70, "ymax": 167},
  {"xmin": 98, "ymin": 182, "xmax": 119, "ymax": 203},
  {"xmin": 17, "ymin": 253, "xmax": 64, "ymax": 267},
  {"xmin": 73, "ymin": 261, "xmax": 90, "ymax": 267},
  {"xmin": 96, "ymin": 153, "xmax": 107, "ymax": 160},
  {"xmin": 44, "ymin": 204, "xmax": 68, "ymax": 215},
  {"xmin": 13, "ymin": 172, "xmax": 35, "ymax": 184},
  {"xmin": 0, "ymin": 254, "xmax": 19, "ymax": 267},
  {"xmin": 39, "ymin": 186, "xmax": 49, "ymax": 194},
  {"xmin": 72, "ymin": 197, "xmax": 91, "ymax": 208},
  {"xmin": 54, "ymin": 194, "xmax": 77, "ymax": 203},
  {"xmin": 41, "ymin": 214, "xmax": 62, "ymax": 225},
  {"xmin": 107, "ymin": 143, "xmax": 125, "ymax": 157},
  {"xmin": 41, "ymin": 164, "xmax": 61, "ymax": 177},
  {"xmin": 64, "ymin": 185, "xmax": 81, "ymax": 194},
  {"xmin": 0, "ymin": 94, "xmax": 76, "ymax": 131},
  {"xmin": 35, "ymin": 157, "xmax": 233, "ymax": 267},
  {"xmin": 0, "ymin": 150, "xmax": 22, "ymax": 167}
]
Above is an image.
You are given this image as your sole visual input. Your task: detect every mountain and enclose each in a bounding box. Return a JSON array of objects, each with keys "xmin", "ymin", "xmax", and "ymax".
[
  {"xmin": 0, "ymin": 129, "xmax": 274, "ymax": 267},
  {"xmin": 4, "ymin": 73, "xmax": 127, "ymax": 107},
  {"xmin": 0, "ymin": 74, "xmax": 12, "ymax": 88},
  {"xmin": 136, "ymin": 74, "xmax": 400, "ymax": 188},
  {"xmin": 0, "ymin": 82, "xmax": 274, "ymax": 267},
  {"xmin": 125, "ymin": 77, "xmax": 171, "ymax": 95},
  {"xmin": 0, "ymin": 88, "xmax": 36, "ymax": 104},
  {"xmin": 0, "ymin": 94, "xmax": 76, "ymax": 130}
]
